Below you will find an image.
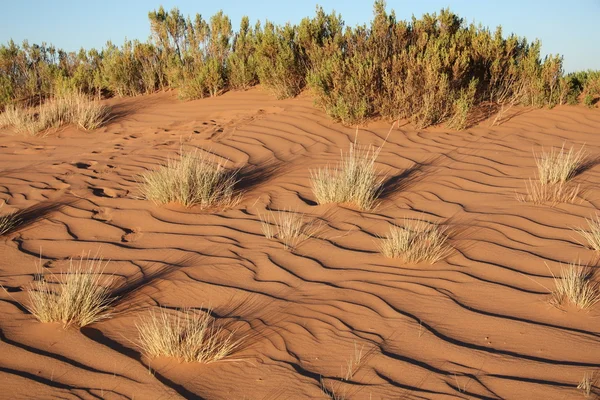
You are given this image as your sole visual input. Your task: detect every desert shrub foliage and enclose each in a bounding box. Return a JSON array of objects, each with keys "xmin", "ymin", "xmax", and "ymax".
[
  {"xmin": 137, "ymin": 308, "xmax": 241, "ymax": 363},
  {"xmin": 140, "ymin": 150, "xmax": 237, "ymax": 208},
  {"xmin": 27, "ymin": 253, "xmax": 114, "ymax": 327}
]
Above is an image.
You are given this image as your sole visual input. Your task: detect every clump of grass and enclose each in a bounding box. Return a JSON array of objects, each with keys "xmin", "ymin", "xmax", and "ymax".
[
  {"xmin": 259, "ymin": 209, "xmax": 319, "ymax": 250},
  {"xmin": 380, "ymin": 219, "xmax": 450, "ymax": 264},
  {"xmin": 578, "ymin": 372, "xmax": 597, "ymax": 397},
  {"xmin": 0, "ymin": 203, "xmax": 20, "ymax": 235},
  {"xmin": 137, "ymin": 308, "xmax": 241, "ymax": 363},
  {"xmin": 140, "ymin": 150, "xmax": 237, "ymax": 208},
  {"xmin": 310, "ymin": 139, "xmax": 384, "ymax": 210},
  {"xmin": 534, "ymin": 144, "xmax": 586, "ymax": 184},
  {"xmin": 574, "ymin": 214, "xmax": 600, "ymax": 251},
  {"xmin": 0, "ymin": 93, "xmax": 110, "ymax": 135},
  {"xmin": 516, "ymin": 179, "xmax": 580, "ymax": 205},
  {"xmin": 550, "ymin": 262, "xmax": 599, "ymax": 309},
  {"xmin": 27, "ymin": 253, "xmax": 114, "ymax": 327}
]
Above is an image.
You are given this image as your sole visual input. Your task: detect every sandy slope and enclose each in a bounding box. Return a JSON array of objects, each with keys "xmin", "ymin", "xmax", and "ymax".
[{"xmin": 0, "ymin": 88, "xmax": 599, "ymax": 400}]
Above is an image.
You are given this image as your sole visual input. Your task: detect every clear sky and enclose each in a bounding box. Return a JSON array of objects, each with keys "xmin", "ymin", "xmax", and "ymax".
[{"xmin": 1, "ymin": 0, "xmax": 598, "ymax": 72}]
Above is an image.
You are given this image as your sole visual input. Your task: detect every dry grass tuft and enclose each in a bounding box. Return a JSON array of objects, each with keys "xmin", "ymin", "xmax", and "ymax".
[
  {"xmin": 534, "ymin": 144, "xmax": 586, "ymax": 184},
  {"xmin": 0, "ymin": 203, "xmax": 20, "ymax": 235},
  {"xmin": 578, "ymin": 372, "xmax": 596, "ymax": 397},
  {"xmin": 0, "ymin": 92, "xmax": 110, "ymax": 135},
  {"xmin": 380, "ymin": 219, "xmax": 451, "ymax": 264},
  {"xmin": 259, "ymin": 209, "xmax": 319, "ymax": 250},
  {"xmin": 342, "ymin": 342, "xmax": 364, "ymax": 381},
  {"xmin": 310, "ymin": 139, "xmax": 384, "ymax": 210},
  {"xmin": 550, "ymin": 262, "xmax": 599, "ymax": 310},
  {"xmin": 140, "ymin": 150, "xmax": 237, "ymax": 208},
  {"xmin": 516, "ymin": 179, "xmax": 580, "ymax": 205},
  {"xmin": 137, "ymin": 308, "xmax": 241, "ymax": 363},
  {"xmin": 27, "ymin": 253, "xmax": 114, "ymax": 327},
  {"xmin": 574, "ymin": 214, "xmax": 600, "ymax": 251}
]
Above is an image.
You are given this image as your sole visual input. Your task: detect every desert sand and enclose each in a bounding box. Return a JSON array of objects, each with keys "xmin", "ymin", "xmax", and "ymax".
[{"xmin": 0, "ymin": 87, "xmax": 599, "ymax": 399}]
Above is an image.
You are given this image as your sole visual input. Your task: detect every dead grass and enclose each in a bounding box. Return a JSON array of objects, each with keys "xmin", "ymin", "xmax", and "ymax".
[
  {"xmin": 380, "ymin": 219, "xmax": 451, "ymax": 264},
  {"xmin": 140, "ymin": 150, "xmax": 238, "ymax": 208},
  {"xmin": 259, "ymin": 209, "xmax": 319, "ymax": 250},
  {"xmin": 310, "ymin": 138, "xmax": 384, "ymax": 210},
  {"xmin": 574, "ymin": 214, "xmax": 600, "ymax": 251},
  {"xmin": 0, "ymin": 203, "xmax": 20, "ymax": 235},
  {"xmin": 578, "ymin": 372, "xmax": 596, "ymax": 397},
  {"xmin": 342, "ymin": 342, "xmax": 364, "ymax": 381},
  {"xmin": 550, "ymin": 262, "xmax": 599, "ymax": 310},
  {"xmin": 534, "ymin": 144, "xmax": 586, "ymax": 184},
  {"xmin": 516, "ymin": 179, "xmax": 580, "ymax": 205},
  {"xmin": 27, "ymin": 253, "xmax": 114, "ymax": 327},
  {"xmin": 137, "ymin": 308, "xmax": 241, "ymax": 363},
  {"xmin": 0, "ymin": 92, "xmax": 110, "ymax": 135}
]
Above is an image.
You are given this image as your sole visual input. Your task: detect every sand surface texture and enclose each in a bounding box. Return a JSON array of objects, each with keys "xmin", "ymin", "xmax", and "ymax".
[{"xmin": 0, "ymin": 88, "xmax": 599, "ymax": 399}]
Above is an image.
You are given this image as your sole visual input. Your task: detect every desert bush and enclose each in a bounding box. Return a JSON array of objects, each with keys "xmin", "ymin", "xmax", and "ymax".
[
  {"xmin": 255, "ymin": 22, "xmax": 305, "ymax": 99},
  {"xmin": 137, "ymin": 308, "xmax": 241, "ymax": 363},
  {"xmin": 27, "ymin": 253, "xmax": 114, "ymax": 327},
  {"xmin": 550, "ymin": 262, "xmax": 599, "ymax": 309},
  {"xmin": 228, "ymin": 16, "xmax": 257, "ymax": 90},
  {"xmin": 534, "ymin": 145, "xmax": 585, "ymax": 184},
  {"xmin": 380, "ymin": 219, "xmax": 450, "ymax": 263},
  {"xmin": 310, "ymin": 139, "xmax": 383, "ymax": 210},
  {"xmin": 140, "ymin": 150, "xmax": 237, "ymax": 208}
]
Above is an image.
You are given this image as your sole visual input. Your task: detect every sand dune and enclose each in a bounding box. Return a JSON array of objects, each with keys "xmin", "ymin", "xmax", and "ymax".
[{"xmin": 1, "ymin": 88, "xmax": 599, "ymax": 399}]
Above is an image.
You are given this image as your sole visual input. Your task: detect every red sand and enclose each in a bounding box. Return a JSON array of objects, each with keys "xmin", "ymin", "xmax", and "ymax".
[{"xmin": 0, "ymin": 88, "xmax": 599, "ymax": 399}]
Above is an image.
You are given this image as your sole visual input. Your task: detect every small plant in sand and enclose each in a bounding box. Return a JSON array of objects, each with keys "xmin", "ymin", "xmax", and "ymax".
[
  {"xmin": 342, "ymin": 342, "xmax": 364, "ymax": 381},
  {"xmin": 380, "ymin": 219, "xmax": 450, "ymax": 264},
  {"xmin": 137, "ymin": 308, "xmax": 241, "ymax": 363},
  {"xmin": 550, "ymin": 262, "xmax": 599, "ymax": 310},
  {"xmin": 140, "ymin": 150, "xmax": 238, "ymax": 208},
  {"xmin": 259, "ymin": 209, "xmax": 319, "ymax": 250},
  {"xmin": 534, "ymin": 144, "xmax": 586, "ymax": 184},
  {"xmin": 578, "ymin": 372, "xmax": 597, "ymax": 397},
  {"xmin": 27, "ymin": 253, "xmax": 114, "ymax": 327},
  {"xmin": 310, "ymin": 139, "xmax": 384, "ymax": 210},
  {"xmin": 0, "ymin": 92, "xmax": 110, "ymax": 135},
  {"xmin": 574, "ymin": 214, "xmax": 600, "ymax": 251},
  {"xmin": 516, "ymin": 179, "xmax": 580, "ymax": 205},
  {"xmin": 0, "ymin": 203, "xmax": 20, "ymax": 235}
]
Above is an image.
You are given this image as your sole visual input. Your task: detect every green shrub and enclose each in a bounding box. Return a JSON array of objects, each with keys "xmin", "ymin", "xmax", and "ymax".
[{"xmin": 255, "ymin": 22, "xmax": 305, "ymax": 99}]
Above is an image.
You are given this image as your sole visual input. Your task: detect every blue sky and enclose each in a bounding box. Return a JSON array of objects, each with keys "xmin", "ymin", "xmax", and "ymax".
[{"xmin": 1, "ymin": 0, "xmax": 598, "ymax": 72}]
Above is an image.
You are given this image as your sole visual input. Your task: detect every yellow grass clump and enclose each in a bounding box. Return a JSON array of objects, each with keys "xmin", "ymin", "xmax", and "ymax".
[
  {"xmin": 0, "ymin": 92, "xmax": 110, "ymax": 135},
  {"xmin": 140, "ymin": 150, "xmax": 237, "ymax": 208},
  {"xmin": 137, "ymin": 308, "xmax": 241, "ymax": 363},
  {"xmin": 551, "ymin": 263, "xmax": 599, "ymax": 310},
  {"xmin": 0, "ymin": 203, "xmax": 20, "ymax": 235},
  {"xmin": 259, "ymin": 209, "xmax": 319, "ymax": 250},
  {"xmin": 534, "ymin": 144, "xmax": 585, "ymax": 184},
  {"xmin": 516, "ymin": 179, "xmax": 580, "ymax": 205},
  {"xmin": 574, "ymin": 214, "xmax": 600, "ymax": 251},
  {"xmin": 310, "ymin": 139, "xmax": 383, "ymax": 210},
  {"xmin": 578, "ymin": 372, "xmax": 596, "ymax": 397},
  {"xmin": 27, "ymin": 253, "xmax": 114, "ymax": 327},
  {"xmin": 380, "ymin": 219, "xmax": 450, "ymax": 264}
]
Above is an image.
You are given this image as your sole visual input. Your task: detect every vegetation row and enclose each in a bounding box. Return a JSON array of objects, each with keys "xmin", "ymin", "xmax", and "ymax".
[{"xmin": 1, "ymin": 1, "xmax": 599, "ymax": 132}]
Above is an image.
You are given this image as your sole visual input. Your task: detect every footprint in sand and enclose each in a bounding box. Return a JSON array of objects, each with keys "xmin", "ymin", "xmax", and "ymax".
[
  {"xmin": 121, "ymin": 227, "xmax": 143, "ymax": 243},
  {"xmin": 92, "ymin": 207, "xmax": 112, "ymax": 222},
  {"xmin": 91, "ymin": 187, "xmax": 127, "ymax": 198}
]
